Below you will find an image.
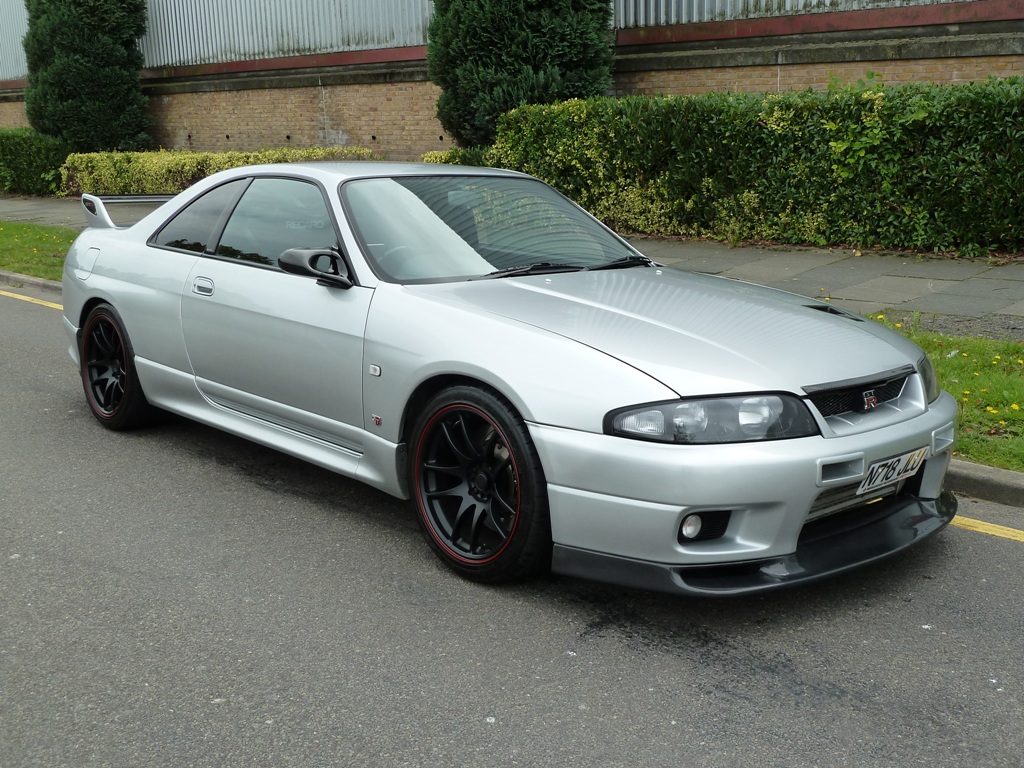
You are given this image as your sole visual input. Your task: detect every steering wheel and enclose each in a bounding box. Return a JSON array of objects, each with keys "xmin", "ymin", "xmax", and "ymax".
[{"xmin": 378, "ymin": 245, "xmax": 416, "ymax": 277}]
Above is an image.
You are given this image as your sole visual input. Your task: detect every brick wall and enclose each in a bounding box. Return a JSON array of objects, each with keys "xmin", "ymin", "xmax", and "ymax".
[
  {"xmin": 3, "ymin": 31, "xmax": 1021, "ymax": 160},
  {"xmin": 615, "ymin": 55, "xmax": 1024, "ymax": 96},
  {"xmin": 0, "ymin": 101, "xmax": 28, "ymax": 128},
  {"xmin": 148, "ymin": 80, "xmax": 449, "ymax": 161}
]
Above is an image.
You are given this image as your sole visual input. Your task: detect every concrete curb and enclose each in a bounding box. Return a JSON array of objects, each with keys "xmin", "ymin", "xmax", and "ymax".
[
  {"xmin": 946, "ymin": 459, "xmax": 1024, "ymax": 508},
  {"xmin": 1, "ymin": 270, "xmax": 61, "ymax": 294},
  {"xmin": 2, "ymin": 271, "xmax": 1020, "ymax": 509}
]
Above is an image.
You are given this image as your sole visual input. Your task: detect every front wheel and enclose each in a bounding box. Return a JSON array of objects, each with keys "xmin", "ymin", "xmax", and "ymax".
[
  {"xmin": 79, "ymin": 304, "xmax": 156, "ymax": 430},
  {"xmin": 409, "ymin": 386, "xmax": 551, "ymax": 583}
]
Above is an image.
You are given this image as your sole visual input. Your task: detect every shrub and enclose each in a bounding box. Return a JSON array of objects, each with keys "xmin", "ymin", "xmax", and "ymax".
[
  {"xmin": 422, "ymin": 147, "xmax": 490, "ymax": 166},
  {"xmin": 427, "ymin": 0, "xmax": 613, "ymax": 147},
  {"xmin": 476, "ymin": 78, "xmax": 1024, "ymax": 254},
  {"xmin": 60, "ymin": 146, "xmax": 381, "ymax": 196},
  {"xmin": 0, "ymin": 128, "xmax": 71, "ymax": 195},
  {"xmin": 23, "ymin": 0, "xmax": 150, "ymax": 151}
]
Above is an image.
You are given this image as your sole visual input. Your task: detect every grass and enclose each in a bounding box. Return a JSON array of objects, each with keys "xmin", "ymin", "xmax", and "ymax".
[
  {"xmin": 0, "ymin": 221, "xmax": 76, "ymax": 282},
  {"xmin": 874, "ymin": 314, "xmax": 1024, "ymax": 473},
  {"xmin": 0, "ymin": 221, "xmax": 1020, "ymax": 471}
]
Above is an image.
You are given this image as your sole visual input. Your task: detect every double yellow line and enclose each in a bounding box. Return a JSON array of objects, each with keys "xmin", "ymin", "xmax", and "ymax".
[{"xmin": 3, "ymin": 286, "xmax": 1022, "ymax": 542}]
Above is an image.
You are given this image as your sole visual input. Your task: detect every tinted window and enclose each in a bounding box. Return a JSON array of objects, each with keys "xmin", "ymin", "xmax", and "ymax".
[
  {"xmin": 216, "ymin": 178, "xmax": 337, "ymax": 267},
  {"xmin": 152, "ymin": 179, "xmax": 247, "ymax": 253}
]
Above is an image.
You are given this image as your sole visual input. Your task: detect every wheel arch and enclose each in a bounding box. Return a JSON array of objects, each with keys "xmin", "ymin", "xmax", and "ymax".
[
  {"xmin": 400, "ymin": 373, "xmax": 526, "ymax": 443},
  {"xmin": 396, "ymin": 373, "xmax": 525, "ymax": 498},
  {"xmin": 76, "ymin": 297, "xmax": 115, "ymax": 337}
]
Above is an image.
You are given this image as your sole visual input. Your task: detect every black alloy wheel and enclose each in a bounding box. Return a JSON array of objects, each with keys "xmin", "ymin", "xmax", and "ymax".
[
  {"xmin": 79, "ymin": 304, "xmax": 155, "ymax": 430},
  {"xmin": 410, "ymin": 385, "xmax": 551, "ymax": 582}
]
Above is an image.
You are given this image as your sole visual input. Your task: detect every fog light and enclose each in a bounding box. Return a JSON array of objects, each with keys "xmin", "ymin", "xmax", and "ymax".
[{"xmin": 679, "ymin": 514, "xmax": 703, "ymax": 541}]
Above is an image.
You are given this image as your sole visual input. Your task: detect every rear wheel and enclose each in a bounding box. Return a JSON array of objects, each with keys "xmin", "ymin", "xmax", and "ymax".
[
  {"xmin": 409, "ymin": 385, "xmax": 551, "ymax": 583},
  {"xmin": 79, "ymin": 304, "xmax": 156, "ymax": 430}
]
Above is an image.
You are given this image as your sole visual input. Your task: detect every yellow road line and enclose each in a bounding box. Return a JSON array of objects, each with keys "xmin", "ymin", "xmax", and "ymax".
[
  {"xmin": 0, "ymin": 288, "xmax": 62, "ymax": 311},
  {"xmin": 952, "ymin": 516, "xmax": 1024, "ymax": 542}
]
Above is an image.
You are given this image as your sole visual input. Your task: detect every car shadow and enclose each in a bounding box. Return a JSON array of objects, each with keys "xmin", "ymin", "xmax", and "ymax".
[{"xmin": 120, "ymin": 409, "xmax": 960, "ymax": 650}]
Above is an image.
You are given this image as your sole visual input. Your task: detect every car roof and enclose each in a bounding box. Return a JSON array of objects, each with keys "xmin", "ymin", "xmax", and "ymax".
[{"xmin": 212, "ymin": 161, "xmax": 529, "ymax": 185}]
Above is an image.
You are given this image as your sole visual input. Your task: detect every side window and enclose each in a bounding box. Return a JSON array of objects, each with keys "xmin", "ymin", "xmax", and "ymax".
[
  {"xmin": 152, "ymin": 179, "xmax": 248, "ymax": 253},
  {"xmin": 215, "ymin": 178, "xmax": 337, "ymax": 267}
]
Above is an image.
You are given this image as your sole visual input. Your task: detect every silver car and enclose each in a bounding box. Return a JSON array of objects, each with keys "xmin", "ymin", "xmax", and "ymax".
[{"xmin": 62, "ymin": 162, "xmax": 958, "ymax": 595}]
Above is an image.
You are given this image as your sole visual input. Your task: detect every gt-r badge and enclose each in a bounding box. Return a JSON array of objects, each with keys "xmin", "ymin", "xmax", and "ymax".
[{"xmin": 863, "ymin": 390, "xmax": 879, "ymax": 410}]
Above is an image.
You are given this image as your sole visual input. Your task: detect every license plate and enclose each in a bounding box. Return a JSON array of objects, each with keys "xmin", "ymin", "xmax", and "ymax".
[{"xmin": 858, "ymin": 447, "xmax": 929, "ymax": 495}]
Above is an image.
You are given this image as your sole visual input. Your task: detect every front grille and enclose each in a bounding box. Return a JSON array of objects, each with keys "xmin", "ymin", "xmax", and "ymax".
[
  {"xmin": 806, "ymin": 482, "xmax": 898, "ymax": 523},
  {"xmin": 804, "ymin": 367, "xmax": 913, "ymax": 418}
]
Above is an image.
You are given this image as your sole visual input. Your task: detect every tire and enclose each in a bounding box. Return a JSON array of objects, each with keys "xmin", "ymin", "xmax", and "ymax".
[
  {"xmin": 409, "ymin": 385, "xmax": 552, "ymax": 583},
  {"xmin": 79, "ymin": 304, "xmax": 156, "ymax": 430}
]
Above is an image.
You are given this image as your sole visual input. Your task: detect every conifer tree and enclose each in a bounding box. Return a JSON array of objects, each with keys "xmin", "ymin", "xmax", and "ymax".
[
  {"xmin": 428, "ymin": 0, "xmax": 614, "ymax": 147},
  {"xmin": 23, "ymin": 0, "xmax": 150, "ymax": 151}
]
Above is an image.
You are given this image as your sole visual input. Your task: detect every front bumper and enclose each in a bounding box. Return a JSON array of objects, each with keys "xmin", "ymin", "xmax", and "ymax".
[
  {"xmin": 530, "ymin": 391, "xmax": 958, "ymax": 593},
  {"xmin": 552, "ymin": 489, "xmax": 956, "ymax": 596}
]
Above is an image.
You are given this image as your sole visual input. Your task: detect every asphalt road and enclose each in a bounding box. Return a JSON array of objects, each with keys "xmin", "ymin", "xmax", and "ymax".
[{"xmin": 2, "ymin": 284, "xmax": 1023, "ymax": 768}]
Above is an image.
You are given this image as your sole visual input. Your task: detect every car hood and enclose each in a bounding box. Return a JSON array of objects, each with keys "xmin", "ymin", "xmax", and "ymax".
[{"xmin": 412, "ymin": 268, "xmax": 919, "ymax": 395}]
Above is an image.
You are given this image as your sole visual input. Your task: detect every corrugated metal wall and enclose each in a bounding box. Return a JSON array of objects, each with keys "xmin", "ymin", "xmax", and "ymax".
[
  {"xmin": 613, "ymin": 0, "xmax": 951, "ymax": 27},
  {"xmin": 0, "ymin": 0, "xmax": 432, "ymax": 81},
  {"xmin": 0, "ymin": 0, "xmax": 957, "ymax": 83},
  {"xmin": 0, "ymin": 2, "xmax": 29, "ymax": 82},
  {"xmin": 141, "ymin": 0, "xmax": 432, "ymax": 68}
]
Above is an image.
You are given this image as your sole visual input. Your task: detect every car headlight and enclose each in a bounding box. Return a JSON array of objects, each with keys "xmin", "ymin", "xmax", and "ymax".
[
  {"xmin": 918, "ymin": 354, "xmax": 940, "ymax": 403},
  {"xmin": 606, "ymin": 394, "xmax": 820, "ymax": 444}
]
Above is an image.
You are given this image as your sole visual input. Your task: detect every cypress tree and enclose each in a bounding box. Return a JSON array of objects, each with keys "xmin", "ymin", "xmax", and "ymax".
[
  {"xmin": 427, "ymin": 0, "xmax": 614, "ymax": 147},
  {"xmin": 23, "ymin": 0, "xmax": 150, "ymax": 151}
]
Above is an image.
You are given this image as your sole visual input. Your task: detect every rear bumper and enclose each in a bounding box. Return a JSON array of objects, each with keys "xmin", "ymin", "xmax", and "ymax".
[{"xmin": 552, "ymin": 489, "xmax": 956, "ymax": 596}]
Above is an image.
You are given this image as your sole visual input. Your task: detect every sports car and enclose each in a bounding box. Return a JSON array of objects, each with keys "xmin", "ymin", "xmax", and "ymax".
[{"xmin": 61, "ymin": 162, "xmax": 958, "ymax": 595}]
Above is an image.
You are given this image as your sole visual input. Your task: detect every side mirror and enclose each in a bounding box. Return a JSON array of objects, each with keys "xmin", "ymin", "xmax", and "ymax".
[{"xmin": 279, "ymin": 248, "xmax": 353, "ymax": 289}]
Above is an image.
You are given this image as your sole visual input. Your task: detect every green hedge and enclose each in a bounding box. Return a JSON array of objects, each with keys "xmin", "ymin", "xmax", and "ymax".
[
  {"xmin": 0, "ymin": 128, "xmax": 71, "ymax": 195},
  {"xmin": 60, "ymin": 146, "xmax": 382, "ymax": 196},
  {"xmin": 435, "ymin": 78, "xmax": 1024, "ymax": 255}
]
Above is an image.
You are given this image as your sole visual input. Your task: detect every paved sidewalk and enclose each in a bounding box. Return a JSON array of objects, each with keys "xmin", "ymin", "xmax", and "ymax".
[
  {"xmin": 633, "ymin": 236, "xmax": 1024, "ymax": 328},
  {"xmin": 2, "ymin": 194, "xmax": 1022, "ymax": 507}
]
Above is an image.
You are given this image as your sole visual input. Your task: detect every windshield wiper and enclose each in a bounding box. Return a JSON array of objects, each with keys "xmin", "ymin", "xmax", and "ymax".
[
  {"xmin": 585, "ymin": 254, "xmax": 654, "ymax": 271},
  {"xmin": 472, "ymin": 262, "xmax": 585, "ymax": 280}
]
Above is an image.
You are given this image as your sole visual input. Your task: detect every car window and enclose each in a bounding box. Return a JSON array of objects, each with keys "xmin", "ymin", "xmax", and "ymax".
[
  {"xmin": 215, "ymin": 178, "xmax": 337, "ymax": 267},
  {"xmin": 152, "ymin": 179, "xmax": 248, "ymax": 253},
  {"xmin": 467, "ymin": 184, "xmax": 614, "ymax": 264},
  {"xmin": 341, "ymin": 175, "xmax": 635, "ymax": 282},
  {"xmin": 343, "ymin": 178, "xmax": 492, "ymax": 280}
]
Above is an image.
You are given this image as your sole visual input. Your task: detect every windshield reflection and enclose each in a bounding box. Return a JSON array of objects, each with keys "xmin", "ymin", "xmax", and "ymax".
[{"xmin": 340, "ymin": 175, "xmax": 639, "ymax": 283}]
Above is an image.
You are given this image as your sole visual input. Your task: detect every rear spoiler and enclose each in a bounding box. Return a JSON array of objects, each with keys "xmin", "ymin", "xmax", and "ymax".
[{"xmin": 81, "ymin": 193, "xmax": 175, "ymax": 230}]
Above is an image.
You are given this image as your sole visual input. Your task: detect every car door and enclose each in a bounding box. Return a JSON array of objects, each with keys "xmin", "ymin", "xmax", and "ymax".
[{"xmin": 180, "ymin": 176, "xmax": 372, "ymax": 450}]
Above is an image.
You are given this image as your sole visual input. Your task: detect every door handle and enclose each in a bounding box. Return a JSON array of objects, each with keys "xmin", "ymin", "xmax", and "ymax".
[{"xmin": 192, "ymin": 277, "xmax": 215, "ymax": 296}]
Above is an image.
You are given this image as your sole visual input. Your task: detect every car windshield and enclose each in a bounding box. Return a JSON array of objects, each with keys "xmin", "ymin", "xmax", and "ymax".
[{"xmin": 340, "ymin": 175, "xmax": 641, "ymax": 283}]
